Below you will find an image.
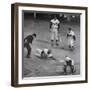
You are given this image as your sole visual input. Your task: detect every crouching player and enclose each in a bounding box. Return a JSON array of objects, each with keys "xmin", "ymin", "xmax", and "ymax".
[
  {"xmin": 63, "ymin": 56, "xmax": 75, "ymax": 75},
  {"xmin": 24, "ymin": 33, "xmax": 37, "ymax": 58},
  {"xmin": 67, "ymin": 28, "xmax": 76, "ymax": 50},
  {"xmin": 35, "ymin": 48, "xmax": 56, "ymax": 60}
]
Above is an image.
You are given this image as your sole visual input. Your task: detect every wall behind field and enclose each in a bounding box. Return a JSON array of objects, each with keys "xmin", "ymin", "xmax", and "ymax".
[{"xmin": 0, "ymin": 0, "xmax": 89, "ymax": 90}]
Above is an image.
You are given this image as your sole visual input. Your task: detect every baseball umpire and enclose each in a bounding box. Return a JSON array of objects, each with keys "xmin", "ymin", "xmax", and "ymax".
[{"xmin": 24, "ymin": 33, "xmax": 37, "ymax": 58}]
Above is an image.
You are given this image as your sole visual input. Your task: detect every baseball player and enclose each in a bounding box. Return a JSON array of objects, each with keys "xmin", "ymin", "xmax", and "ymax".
[
  {"xmin": 63, "ymin": 56, "xmax": 75, "ymax": 75},
  {"xmin": 50, "ymin": 15, "xmax": 60, "ymax": 46},
  {"xmin": 35, "ymin": 48, "xmax": 56, "ymax": 60},
  {"xmin": 67, "ymin": 27, "xmax": 76, "ymax": 49},
  {"xmin": 35, "ymin": 48, "xmax": 53, "ymax": 59},
  {"xmin": 24, "ymin": 33, "xmax": 37, "ymax": 58}
]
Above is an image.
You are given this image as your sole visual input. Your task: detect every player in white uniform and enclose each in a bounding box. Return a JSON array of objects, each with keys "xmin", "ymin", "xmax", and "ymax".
[
  {"xmin": 35, "ymin": 48, "xmax": 57, "ymax": 60},
  {"xmin": 35, "ymin": 48, "xmax": 53, "ymax": 59},
  {"xmin": 63, "ymin": 56, "xmax": 75, "ymax": 74},
  {"xmin": 50, "ymin": 15, "xmax": 60, "ymax": 46},
  {"xmin": 67, "ymin": 28, "xmax": 76, "ymax": 49}
]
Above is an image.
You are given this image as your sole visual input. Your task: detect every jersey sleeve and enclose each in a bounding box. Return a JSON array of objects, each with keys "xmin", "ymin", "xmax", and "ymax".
[{"xmin": 67, "ymin": 33, "xmax": 69, "ymax": 38}]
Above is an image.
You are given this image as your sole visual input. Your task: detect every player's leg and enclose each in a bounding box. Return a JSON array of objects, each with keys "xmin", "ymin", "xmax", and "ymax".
[
  {"xmin": 63, "ymin": 65, "xmax": 67, "ymax": 74},
  {"xmin": 24, "ymin": 42, "xmax": 29, "ymax": 58},
  {"xmin": 68, "ymin": 38, "xmax": 71, "ymax": 48},
  {"xmin": 55, "ymin": 29, "xmax": 59, "ymax": 46},
  {"xmin": 56, "ymin": 40, "xmax": 59, "ymax": 46},
  {"xmin": 70, "ymin": 39, "xmax": 74, "ymax": 50},
  {"xmin": 35, "ymin": 48, "xmax": 42, "ymax": 57},
  {"xmin": 71, "ymin": 65, "xmax": 74, "ymax": 74},
  {"xmin": 51, "ymin": 30, "xmax": 54, "ymax": 46},
  {"xmin": 51, "ymin": 40, "xmax": 54, "ymax": 46},
  {"xmin": 26, "ymin": 44, "xmax": 31, "ymax": 58}
]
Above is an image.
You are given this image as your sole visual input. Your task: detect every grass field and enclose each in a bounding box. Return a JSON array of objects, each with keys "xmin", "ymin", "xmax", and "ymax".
[{"xmin": 23, "ymin": 17, "xmax": 80, "ymax": 77}]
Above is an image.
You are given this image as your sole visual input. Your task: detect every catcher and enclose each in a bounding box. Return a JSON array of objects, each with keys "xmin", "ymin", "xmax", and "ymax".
[{"xmin": 63, "ymin": 56, "xmax": 75, "ymax": 75}]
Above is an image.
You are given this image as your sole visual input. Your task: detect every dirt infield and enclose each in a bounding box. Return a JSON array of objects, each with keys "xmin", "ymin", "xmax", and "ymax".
[{"xmin": 23, "ymin": 18, "xmax": 80, "ymax": 77}]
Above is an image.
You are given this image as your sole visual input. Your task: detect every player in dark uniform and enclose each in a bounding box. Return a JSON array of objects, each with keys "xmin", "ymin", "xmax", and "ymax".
[{"xmin": 24, "ymin": 33, "xmax": 37, "ymax": 58}]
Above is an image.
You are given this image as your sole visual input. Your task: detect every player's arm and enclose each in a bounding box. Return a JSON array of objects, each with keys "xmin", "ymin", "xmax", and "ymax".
[
  {"xmin": 24, "ymin": 35, "xmax": 29, "ymax": 43},
  {"xmin": 67, "ymin": 33, "xmax": 69, "ymax": 38},
  {"xmin": 24, "ymin": 36, "xmax": 27, "ymax": 42}
]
